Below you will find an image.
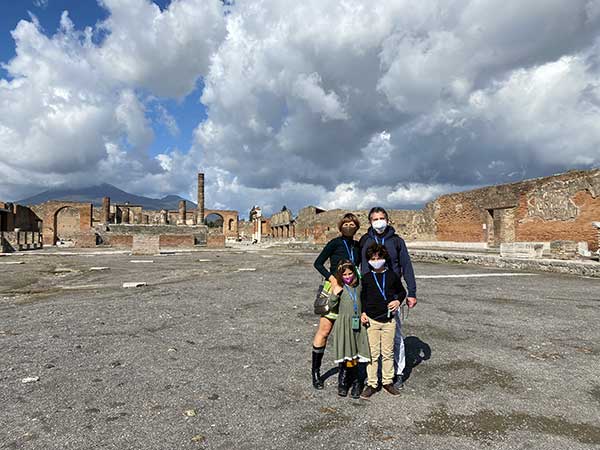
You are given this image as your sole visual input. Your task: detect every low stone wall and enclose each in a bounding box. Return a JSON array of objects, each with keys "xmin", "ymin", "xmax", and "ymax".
[
  {"xmin": 410, "ymin": 249, "xmax": 600, "ymax": 278},
  {"xmin": 132, "ymin": 235, "xmax": 160, "ymax": 255},
  {"xmin": 72, "ymin": 232, "xmax": 98, "ymax": 248},
  {"xmin": 207, "ymin": 234, "xmax": 226, "ymax": 248},
  {"xmin": 107, "ymin": 234, "xmax": 134, "ymax": 249},
  {"xmin": 159, "ymin": 235, "xmax": 195, "ymax": 248}
]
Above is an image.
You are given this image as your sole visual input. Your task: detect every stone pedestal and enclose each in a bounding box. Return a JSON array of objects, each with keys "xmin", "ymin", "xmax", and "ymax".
[
  {"xmin": 500, "ymin": 242, "xmax": 544, "ymax": 259},
  {"xmin": 549, "ymin": 240, "xmax": 578, "ymax": 260},
  {"xmin": 132, "ymin": 235, "xmax": 160, "ymax": 255}
]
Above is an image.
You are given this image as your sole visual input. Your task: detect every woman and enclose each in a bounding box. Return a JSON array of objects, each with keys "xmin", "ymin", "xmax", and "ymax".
[
  {"xmin": 328, "ymin": 260, "xmax": 370, "ymax": 398},
  {"xmin": 358, "ymin": 206, "xmax": 417, "ymax": 390},
  {"xmin": 311, "ymin": 213, "xmax": 361, "ymax": 389}
]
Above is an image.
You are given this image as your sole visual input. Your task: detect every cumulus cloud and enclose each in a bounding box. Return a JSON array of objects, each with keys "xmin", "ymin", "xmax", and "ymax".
[
  {"xmin": 2, "ymin": 0, "xmax": 600, "ymax": 216},
  {"xmin": 0, "ymin": 1, "xmax": 225, "ymax": 201}
]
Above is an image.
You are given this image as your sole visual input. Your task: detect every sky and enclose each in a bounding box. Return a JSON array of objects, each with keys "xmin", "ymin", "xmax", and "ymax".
[{"xmin": 1, "ymin": 0, "xmax": 600, "ymax": 216}]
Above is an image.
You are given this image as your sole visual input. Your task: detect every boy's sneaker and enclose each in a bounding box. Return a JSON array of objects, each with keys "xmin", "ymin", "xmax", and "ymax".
[
  {"xmin": 383, "ymin": 384, "xmax": 402, "ymax": 396},
  {"xmin": 360, "ymin": 385, "xmax": 377, "ymax": 400}
]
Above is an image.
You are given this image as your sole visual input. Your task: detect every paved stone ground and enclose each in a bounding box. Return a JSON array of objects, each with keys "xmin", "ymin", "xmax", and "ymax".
[{"xmin": 1, "ymin": 248, "xmax": 599, "ymax": 450}]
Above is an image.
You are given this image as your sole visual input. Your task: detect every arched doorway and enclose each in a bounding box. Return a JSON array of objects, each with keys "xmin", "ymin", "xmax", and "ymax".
[
  {"xmin": 228, "ymin": 218, "xmax": 235, "ymax": 231},
  {"xmin": 54, "ymin": 206, "xmax": 80, "ymax": 245},
  {"xmin": 205, "ymin": 213, "xmax": 224, "ymax": 231}
]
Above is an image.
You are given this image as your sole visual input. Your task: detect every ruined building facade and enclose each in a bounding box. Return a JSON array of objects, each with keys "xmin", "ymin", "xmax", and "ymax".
[
  {"xmin": 285, "ymin": 169, "xmax": 600, "ymax": 252},
  {"xmin": 0, "ymin": 202, "xmax": 43, "ymax": 252}
]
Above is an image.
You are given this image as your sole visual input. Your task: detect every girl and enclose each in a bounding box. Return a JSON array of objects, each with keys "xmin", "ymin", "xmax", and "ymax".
[
  {"xmin": 328, "ymin": 260, "xmax": 370, "ymax": 398},
  {"xmin": 311, "ymin": 213, "xmax": 361, "ymax": 389}
]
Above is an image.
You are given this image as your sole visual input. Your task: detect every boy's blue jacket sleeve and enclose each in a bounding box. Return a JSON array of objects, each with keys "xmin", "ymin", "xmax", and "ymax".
[{"xmin": 398, "ymin": 239, "xmax": 417, "ymax": 297}]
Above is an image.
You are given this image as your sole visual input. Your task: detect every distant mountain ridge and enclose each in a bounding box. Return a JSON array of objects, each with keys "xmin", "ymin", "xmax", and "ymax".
[{"xmin": 16, "ymin": 183, "xmax": 197, "ymax": 211}]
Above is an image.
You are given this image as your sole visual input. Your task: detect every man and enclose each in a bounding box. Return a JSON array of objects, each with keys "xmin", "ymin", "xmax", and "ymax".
[{"xmin": 359, "ymin": 206, "xmax": 417, "ymax": 389}]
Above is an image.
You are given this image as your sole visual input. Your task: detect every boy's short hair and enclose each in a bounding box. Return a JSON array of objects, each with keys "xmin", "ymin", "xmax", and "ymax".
[
  {"xmin": 368, "ymin": 206, "xmax": 389, "ymax": 221},
  {"xmin": 337, "ymin": 213, "xmax": 360, "ymax": 232},
  {"xmin": 366, "ymin": 243, "xmax": 388, "ymax": 260}
]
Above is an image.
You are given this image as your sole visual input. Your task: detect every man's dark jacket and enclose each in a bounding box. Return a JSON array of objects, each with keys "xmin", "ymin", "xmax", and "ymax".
[{"xmin": 358, "ymin": 225, "xmax": 417, "ymax": 298}]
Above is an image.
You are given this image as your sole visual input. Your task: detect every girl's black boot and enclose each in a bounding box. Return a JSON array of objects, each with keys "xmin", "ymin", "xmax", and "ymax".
[
  {"xmin": 337, "ymin": 363, "xmax": 349, "ymax": 397},
  {"xmin": 349, "ymin": 366, "xmax": 362, "ymax": 399}
]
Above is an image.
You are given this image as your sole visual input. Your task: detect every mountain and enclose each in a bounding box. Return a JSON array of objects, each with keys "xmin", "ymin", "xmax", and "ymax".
[{"xmin": 16, "ymin": 183, "xmax": 198, "ymax": 211}]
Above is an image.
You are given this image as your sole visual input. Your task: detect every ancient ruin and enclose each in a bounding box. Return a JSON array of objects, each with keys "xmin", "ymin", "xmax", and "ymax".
[
  {"xmin": 0, "ymin": 201, "xmax": 43, "ymax": 252},
  {"xmin": 2, "ymin": 168, "xmax": 599, "ymax": 260},
  {"xmin": 265, "ymin": 169, "xmax": 600, "ymax": 257},
  {"xmin": 0, "ymin": 172, "xmax": 239, "ymax": 253}
]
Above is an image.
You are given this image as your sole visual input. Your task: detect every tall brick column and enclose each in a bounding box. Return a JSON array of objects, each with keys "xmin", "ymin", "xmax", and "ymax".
[
  {"xmin": 102, "ymin": 197, "xmax": 110, "ymax": 224},
  {"xmin": 178, "ymin": 200, "xmax": 186, "ymax": 225},
  {"xmin": 197, "ymin": 173, "xmax": 205, "ymax": 225}
]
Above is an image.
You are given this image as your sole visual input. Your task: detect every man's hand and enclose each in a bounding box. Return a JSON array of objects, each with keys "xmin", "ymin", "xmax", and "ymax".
[
  {"xmin": 406, "ymin": 297, "xmax": 417, "ymax": 308},
  {"xmin": 360, "ymin": 312, "xmax": 369, "ymax": 325}
]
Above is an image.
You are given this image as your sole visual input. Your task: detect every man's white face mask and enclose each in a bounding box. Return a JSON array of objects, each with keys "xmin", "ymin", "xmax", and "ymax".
[{"xmin": 372, "ymin": 219, "xmax": 387, "ymax": 234}]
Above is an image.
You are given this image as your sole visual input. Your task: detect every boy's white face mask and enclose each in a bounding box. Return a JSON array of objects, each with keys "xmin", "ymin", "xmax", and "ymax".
[
  {"xmin": 369, "ymin": 259, "xmax": 385, "ymax": 270},
  {"xmin": 372, "ymin": 219, "xmax": 387, "ymax": 234}
]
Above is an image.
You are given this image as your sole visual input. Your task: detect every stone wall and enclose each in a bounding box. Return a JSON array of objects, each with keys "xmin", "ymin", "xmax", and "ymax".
[
  {"xmin": 159, "ymin": 235, "xmax": 195, "ymax": 248},
  {"xmin": 294, "ymin": 206, "xmax": 433, "ymax": 244},
  {"xmin": 432, "ymin": 169, "xmax": 600, "ymax": 250},
  {"xmin": 207, "ymin": 234, "xmax": 226, "ymax": 248}
]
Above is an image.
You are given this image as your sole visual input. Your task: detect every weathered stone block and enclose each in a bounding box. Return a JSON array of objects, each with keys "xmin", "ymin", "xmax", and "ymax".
[
  {"xmin": 132, "ymin": 235, "xmax": 160, "ymax": 255},
  {"xmin": 549, "ymin": 240, "xmax": 579, "ymax": 260},
  {"xmin": 500, "ymin": 242, "xmax": 544, "ymax": 259},
  {"xmin": 207, "ymin": 234, "xmax": 225, "ymax": 248}
]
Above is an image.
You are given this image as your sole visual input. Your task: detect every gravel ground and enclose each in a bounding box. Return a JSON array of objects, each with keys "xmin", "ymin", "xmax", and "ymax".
[{"xmin": 0, "ymin": 247, "xmax": 599, "ymax": 450}]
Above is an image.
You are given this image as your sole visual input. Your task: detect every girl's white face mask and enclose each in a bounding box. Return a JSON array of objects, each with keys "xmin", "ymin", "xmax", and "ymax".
[
  {"xmin": 372, "ymin": 219, "xmax": 387, "ymax": 233},
  {"xmin": 369, "ymin": 259, "xmax": 385, "ymax": 270}
]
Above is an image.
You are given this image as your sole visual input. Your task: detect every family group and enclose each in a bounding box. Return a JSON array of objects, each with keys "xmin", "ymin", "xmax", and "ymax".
[{"xmin": 310, "ymin": 207, "xmax": 417, "ymax": 400}]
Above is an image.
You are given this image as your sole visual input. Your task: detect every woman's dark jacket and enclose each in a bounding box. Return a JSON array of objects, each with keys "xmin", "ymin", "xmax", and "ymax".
[{"xmin": 313, "ymin": 236, "xmax": 360, "ymax": 279}]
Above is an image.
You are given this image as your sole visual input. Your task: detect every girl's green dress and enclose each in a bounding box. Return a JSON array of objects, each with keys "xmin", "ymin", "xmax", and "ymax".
[{"xmin": 328, "ymin": 284, "xmax": 371, "ymax": 364}]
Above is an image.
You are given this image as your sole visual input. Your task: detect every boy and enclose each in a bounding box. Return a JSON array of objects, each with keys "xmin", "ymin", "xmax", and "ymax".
[{"xmin": 360, "ymin": 243, "xmax": 405, "ymax": 398}]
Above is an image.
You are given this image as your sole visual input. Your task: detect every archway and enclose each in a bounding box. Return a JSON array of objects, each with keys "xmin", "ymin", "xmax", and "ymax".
[
  {"xmin": 54, "ymin": 206, "xmax": 81, "ymax": 245},
  {"xmin": 228, "ymin": 218, "xmax": 235, "ymax": 231},
  {"xmin": 205, "ymin": 213, "xmax": 224, "ymax": 229}
]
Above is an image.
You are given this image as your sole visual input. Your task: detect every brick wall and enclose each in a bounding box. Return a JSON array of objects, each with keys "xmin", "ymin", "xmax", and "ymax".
[
  {"xmin": 207, "ymin": 234, "xmax": 225, "ymax": 248},
  {"xmin": 108, "ymin": 234, "xmax": 133, "ymax": 248},
  {"xmin": 159, "ymin": 235, "xmax": 195, "ymax": 248},
  {"xmin": 432, "ymin": 169, "xmax": 600, "ymax": 251}
]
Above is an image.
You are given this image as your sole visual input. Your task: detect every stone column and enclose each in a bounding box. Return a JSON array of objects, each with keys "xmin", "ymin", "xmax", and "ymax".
[
  {"xmin": 178, "ymin": 200, "xmax": 186, "ymax": 225},
  {"xmin": 593, "ymin": 222, "xmax": 600, "ymax": 253},
  {"xmin": 197, "ymin": 173, "xmax": 205, "ymax": 224},
  {"xmin": 102, "ymin": 197, "xmax": 110, "ymax": 224}
]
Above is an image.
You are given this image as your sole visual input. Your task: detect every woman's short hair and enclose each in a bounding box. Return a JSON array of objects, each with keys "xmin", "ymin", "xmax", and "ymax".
[
  {"xmin": 366, "ymin": 243, "xmax": 389, "ymax": 261},
  {"xmin": 335, "ymin": 259, "xmax": 359, "ymax": 287},
  {"xmin": 337, "ymin": 213, "xmax": 360, "ymax": 232},
  {"xmin": 368, "ymin": 206, "xmax": 389, "ymax": 222}
]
